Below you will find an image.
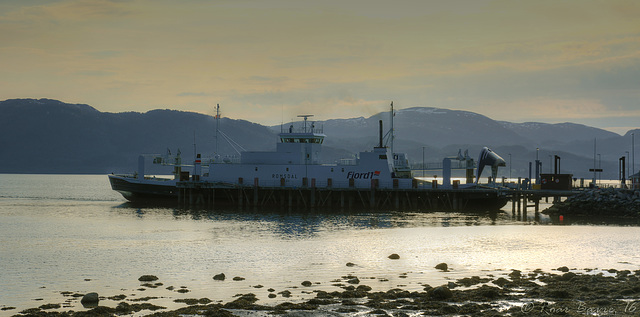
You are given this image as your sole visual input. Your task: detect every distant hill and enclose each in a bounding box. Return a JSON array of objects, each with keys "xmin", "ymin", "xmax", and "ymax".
[
  {"xmin": 0, "ymin": 99, "xmax": 276, "ymax": 174},
  {"xmin": 0, "ymin": 98, "xmax": 637, "ymax": 179},
  {"xmin": 272, "ymin": 106, "xmax": 635, "ymax": 179}
]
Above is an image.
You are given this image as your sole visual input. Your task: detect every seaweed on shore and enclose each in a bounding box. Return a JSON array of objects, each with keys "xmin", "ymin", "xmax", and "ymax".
[{"xmin": 10, "ymin": 269, "xmax": 640, "ymax": 317}]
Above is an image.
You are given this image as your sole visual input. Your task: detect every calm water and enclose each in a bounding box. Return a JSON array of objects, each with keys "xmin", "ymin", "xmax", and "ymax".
[{"xmin": 1, "ymin": 174, "xmax": 639, "ymax": 315}]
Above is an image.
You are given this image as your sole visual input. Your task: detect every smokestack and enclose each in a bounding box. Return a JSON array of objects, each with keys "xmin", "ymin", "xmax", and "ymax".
[{"xmin": 379, "ymin": 120, "xmax": 383, "ymax": 148}]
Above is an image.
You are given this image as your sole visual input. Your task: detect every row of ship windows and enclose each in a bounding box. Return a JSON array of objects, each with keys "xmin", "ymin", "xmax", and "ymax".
[
  {"xmin": 280, "ymin": 138, "xmax": 324, "ymax": 144},
  {"xmin": 255, "ymin": 167, "xmax": 345, "ymax": 172}
]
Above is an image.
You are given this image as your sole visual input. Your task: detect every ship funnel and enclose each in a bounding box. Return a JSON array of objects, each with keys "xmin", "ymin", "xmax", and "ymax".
[
  {"xmin": 476, "ymin": 147, "xmax": 506, "ymax": 184},
  {"xmin": 378, "ymin": 120, "xmax": 383, "ymax": 148}
]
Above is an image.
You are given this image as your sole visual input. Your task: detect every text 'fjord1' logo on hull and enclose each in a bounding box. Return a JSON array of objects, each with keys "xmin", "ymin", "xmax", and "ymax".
[{"xmin": 346, "ymin": 171, "xmax": 380, "ymax": 179}]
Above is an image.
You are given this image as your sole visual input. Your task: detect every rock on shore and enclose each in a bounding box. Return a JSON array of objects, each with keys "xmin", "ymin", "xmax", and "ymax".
[
  {"xmin": 15, "ymin": 269, "xmax": 640, "ymax": 316},
  {"xmin": 10, "ymin": 267, "xmax": 640, "ymax": 317},
  {"xmin": 544, "ymin": 188, "xmax": 640, "ymax": 219}
]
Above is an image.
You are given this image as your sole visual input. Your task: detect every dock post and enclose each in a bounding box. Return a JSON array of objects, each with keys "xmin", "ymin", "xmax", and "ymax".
[
  {"xmin": 253, "ymin": 178, "xmax": 259, "ymax": 207},
  {"xmin": 340, "ymin": 191, "xmax": 345, "ymax": 209},
  {"xmin": 523, "ymin": 194, "xmax": 528, "ymax": 221},
  {"xmin": 238, "ymin": 178, "xmax": 243, "ymax": 209},
  {"xmin": 280, "ymin": 178, "xmax": 285, "ymax": 206},
  {"xmin": 452, "ymin": 192, "xmax": 458, "ymax": 210},
  {"xmin": 370, "ymin": 189, "xmax": 375, "ymax": 208},
  {"xmin": 311, "ymin": 178, "xmax": 316, "ymax": 207},
  {"xmin": 393, "ymin": 191, "xmax": 400, "ymax": 210}
]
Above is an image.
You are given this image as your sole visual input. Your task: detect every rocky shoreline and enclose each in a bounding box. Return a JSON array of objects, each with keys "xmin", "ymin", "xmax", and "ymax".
[
  {"xmin": 5, "ymin": 266, "xmax": 640, "ymax": 317},
  {"xmin": 544, "ymin": 188, "xmax": 640, "ymax": 221}
]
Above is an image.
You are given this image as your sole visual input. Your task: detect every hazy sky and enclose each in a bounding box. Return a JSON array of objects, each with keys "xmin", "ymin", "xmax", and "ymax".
[{"xmin": 1, "ymin": 0, "xmax": 639, "ymax": 134}]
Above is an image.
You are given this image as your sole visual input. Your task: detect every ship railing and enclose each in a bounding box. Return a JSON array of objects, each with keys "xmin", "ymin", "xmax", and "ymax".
[
  {"xmin": 337, "ymin": 158, "xmax": 357, "ymax": 166},
  {"xmin": 247, "ymin": 178, "xmax": 416, "ymax": 189},
  {"xmin": 280, "ymin": 126, "xmax": 324, "ymax": 134},
  {"xmin": 209, "ymin": 156, "xmax": 241, "ymax": 164},
  {"xmin": 411, "ymin": 160, "xmax": 475, "ymax": 170}
]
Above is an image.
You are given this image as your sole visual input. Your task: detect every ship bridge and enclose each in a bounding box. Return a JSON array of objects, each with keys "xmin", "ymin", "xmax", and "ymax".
[
  {"xmin": 279, "ymin": 114, "xmax": 325, "ymax": 144},
  {"xmin": 241, "ymin": 115, "xmax": 326, "ymax": 165},
  {"xmin": 279, "ymin": 132, "xmax": 325, "ymax": 144}
]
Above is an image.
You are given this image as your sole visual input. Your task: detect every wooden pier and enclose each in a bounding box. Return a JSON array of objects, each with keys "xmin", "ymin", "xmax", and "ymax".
[
  {"xmin": 501, "ymin": 188, "xmax": 576, "ymax": 220},
  {"xmin": 173, "ymin": 177, "xmax": 582, "ymax": 215}
]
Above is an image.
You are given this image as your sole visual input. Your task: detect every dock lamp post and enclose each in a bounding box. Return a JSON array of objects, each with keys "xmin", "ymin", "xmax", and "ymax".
[
  {"xmin": 633, "ymin": 133, "xmax": 635, "ymax": 177},
  {"xmin": 422, "ymin": 146, "xmax": 425, "ymax": 178},
  {"xmin": 535, "ymin": 148, "xmax": 540, "ymax": 184},
  {"xmin": 626, "ymin": 151, "xmax": 630, "ymax": 180},
  {"xmin": 598, "ymin": 154, "xmax": 601, "ymax": 185},
  {"xmin": 508, "ymin": 153, "xmax": 512, "ymax": 180}
]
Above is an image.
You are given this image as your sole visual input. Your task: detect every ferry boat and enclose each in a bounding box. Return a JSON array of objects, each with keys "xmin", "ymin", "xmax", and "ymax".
[{"xmin": 108, "ymin": 103, "xmax": 507, "ymax": 210}]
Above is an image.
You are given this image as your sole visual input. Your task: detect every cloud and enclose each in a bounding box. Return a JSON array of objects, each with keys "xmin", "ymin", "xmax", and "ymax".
[
  {"xmin": 75, "ymin": 70, "xmax": 116, "ymax": 77},
  {"xmin": 86, "ymin": 50, "xmax": 124, "ymax": 59},
  {"xmin": 0, "ymin": 0, "xmax": 638, "ymax": 134},
  {"xmin": 178, "ymin": 92, "xmax": 211, "ymax": 97}
]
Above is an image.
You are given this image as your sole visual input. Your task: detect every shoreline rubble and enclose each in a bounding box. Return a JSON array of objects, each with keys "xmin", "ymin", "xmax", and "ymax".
[
  {"xmin": 544, "ymin": 188, "xmax": 640, "ymax": 220},
  {"xmin": 7, "ymin": 268, "xmax": 640, "ymax": 317}
]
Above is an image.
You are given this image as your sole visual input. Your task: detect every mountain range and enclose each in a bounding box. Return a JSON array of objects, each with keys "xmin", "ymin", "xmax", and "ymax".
[{"xmin": 1, "ymin": 98, "xmax": 637, "ymax": 180}]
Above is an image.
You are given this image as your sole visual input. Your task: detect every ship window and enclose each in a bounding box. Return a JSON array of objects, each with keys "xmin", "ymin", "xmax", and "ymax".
[
  {"xmin": 341, "ymin": 168, "xmax": 344, "ymax": 172},
  {"xmin": 286, "ymin": 168, "xmax": 289, "ymax": 171},
  {"xmin": 255, "ymin": 167, "xmax": 258, "ymax": 171},
  {"xmin": 379, "ymin": 155, "xmax": 387, "ymax": 159},
  {"xmin": 331, "ymin": 168, "xmax": 334, "ymax": 172}
]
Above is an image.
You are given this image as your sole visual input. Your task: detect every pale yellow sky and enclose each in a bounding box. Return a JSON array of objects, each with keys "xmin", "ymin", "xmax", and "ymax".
[{"xmin": 1, "ymin": 0, "xmax": 639, "ymax": 134}]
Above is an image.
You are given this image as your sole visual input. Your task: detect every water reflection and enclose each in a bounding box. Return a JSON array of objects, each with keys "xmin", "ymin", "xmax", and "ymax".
[{"xmin": 112, "ymin": 202, "xmax": 511, "ymax": 240}]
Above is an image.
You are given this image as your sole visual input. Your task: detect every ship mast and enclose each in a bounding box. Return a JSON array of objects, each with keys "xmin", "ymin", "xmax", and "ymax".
[
  {"xmin": 215, "ymin": 104, "xmax": 220, "ymax": 155},
  {"xmin": 390, "ymin": 101, "xmax": 394, "ymax": 155},
  {"xmin": 297, "ymin": 114, "xmax": 314, "ymax": 133}
]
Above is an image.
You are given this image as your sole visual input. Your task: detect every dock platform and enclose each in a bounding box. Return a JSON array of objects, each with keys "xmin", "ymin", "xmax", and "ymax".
[{"xmin": 174, "ymin": 180, "xmax": 578, "ymax": 212}]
